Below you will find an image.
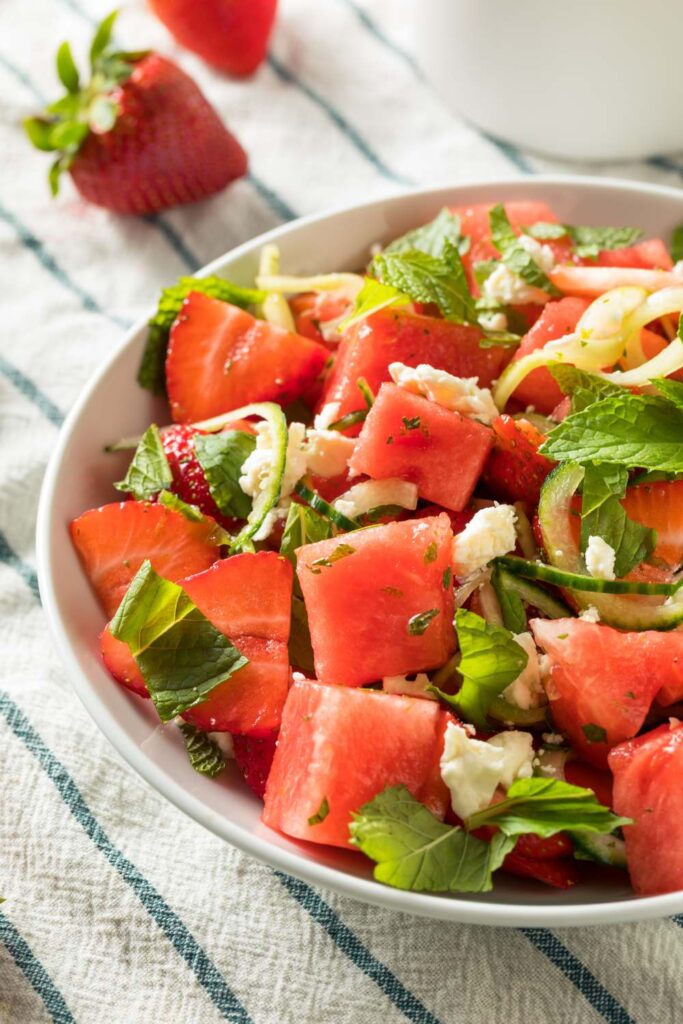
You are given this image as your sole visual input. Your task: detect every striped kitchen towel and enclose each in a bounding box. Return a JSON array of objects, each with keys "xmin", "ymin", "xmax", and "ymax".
[{"xmin": 1, "ymin": 0, "xmax": 682, "ymax": 1021}]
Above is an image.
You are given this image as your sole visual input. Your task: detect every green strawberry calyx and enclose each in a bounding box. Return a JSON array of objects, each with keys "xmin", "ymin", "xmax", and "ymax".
[{"xmin": 23, "ymin": 10, "xmax": 150, "ymax": 195}]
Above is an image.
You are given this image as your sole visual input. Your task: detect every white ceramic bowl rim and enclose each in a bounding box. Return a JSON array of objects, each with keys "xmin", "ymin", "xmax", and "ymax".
[{"xmin": 37, "ymin": 175, "xmax": 683, "ymax": 927}]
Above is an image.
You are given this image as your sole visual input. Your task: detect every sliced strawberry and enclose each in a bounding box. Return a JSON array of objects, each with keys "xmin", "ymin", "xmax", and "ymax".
[
  {"xmin": 483, "ymin": 415, "xmax": 555, "ymax": 504},
  {"xmin": 100, "ymin": 626, "xmax": 148, "ymax": 697},
  {"xmin": 502, "ymin": 850, "xmax": 579, "ymax": 889},
  {"xmin": 166, "ymin": 293, "xmax": 329, "ymax": 422},
  {"xmin": 513, "ymin": 832, "xmax": 574, "ymax": 861},
  {"xmin": 510, "ymin": 298, "xmax": 591, "ymax": 413},
  {"xmin": 233, "ymin": 730, "xmax": 279, "ymax": 798},
  {"xmin": 290, "ymin": 291, "xmax": 351, "ymax": 349},
  {"xmin": 564, "ymin": 760, "xmax": 613, "ymax": 808},
  {"xmin": 161, "ymin": 425, "xmax": 220, "ymax": 518},
  {"xmin": 621, "ymin": 480, "xmax": 683, "ymax": 570},
  {"xmin": 70, "ymin": 501, "xmax": 220, "ymax": 618}
]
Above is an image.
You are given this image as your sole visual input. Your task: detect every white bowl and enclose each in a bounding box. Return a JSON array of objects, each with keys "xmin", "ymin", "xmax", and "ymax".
[
  {"xmin": 37, "ymin": 175, "xmax": 683, "ymax": 927},
  {"xmin": 416, "ymin": 0, "xmax": 683, "ymax": 162}
]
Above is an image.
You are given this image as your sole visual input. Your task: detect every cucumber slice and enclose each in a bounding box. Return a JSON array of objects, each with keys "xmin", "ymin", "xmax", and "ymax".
[
  {"xmin": 492, "ymin": 565, "xmax": 571, "ymax": 632},
  {"xmin": 496, "ymin": 555, "xmax": 682, "ymax": 596},
  {"xmin": 488, "ymin": 696, "xmax": 548, "ymax": 726},
  {"xmin": 572, "ymin": 832, "xmax": 627, "ymax": 868},
  {"xmin": 294, "ymin": 482, "xmax": 360, "ymax": 532},
  {"xmin": 538, "ymin": 463, "xmax": 683, "ymax": 630}
]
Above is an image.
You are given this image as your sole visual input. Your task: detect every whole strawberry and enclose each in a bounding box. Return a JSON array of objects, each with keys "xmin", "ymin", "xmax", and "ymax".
[
  {"xmin": 24, "ymin": 11, "xmax": 247, "ymax": 214},
  {"xmin": 149, "ymin": 0, "xmax": 277, "ymax": 77}
]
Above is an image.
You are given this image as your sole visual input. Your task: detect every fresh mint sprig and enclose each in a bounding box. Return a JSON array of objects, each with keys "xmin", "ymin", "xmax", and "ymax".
[
  {"xmin": 114, "ymin": 424, "xmax": 172, "ymax": 500},
  {"xmin": 489, "ymin": 204, "xmax": 561, "ymax": 297},
  {"xmin": 372, "ymin": 241, "xmax": 478, "ymax": 325},
  {"xmin": 525, "ymin": 221, "xmax": 643, "ymax": 259},
  {"xmin": 579, "ymin": 463, "xmax": 656, "ymax": 578},
  {"xmin": 193, "ymin": 430, "xmax": 256, "ymax": 520},
  {"xmin": 384, "ymin": 208, "xmax": 471, "ymax": 259}
]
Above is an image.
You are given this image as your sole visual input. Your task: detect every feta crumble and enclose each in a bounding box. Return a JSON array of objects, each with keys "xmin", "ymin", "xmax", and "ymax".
[
  {"xmin": 207, "ymin": 732, "xmax": 235, "ymax": 759},
  {"xmin": 388, "ymin": 361, "xmax": 498, "ymax": 425},
  {"xmin": 585, "ymin": 535, "xmax": 616, "ymax": 581},
  {"xmin": 452, "ymin": 504, "xmax": 517, "ymax": 578},
  {"xmin": 478, "ymin": 311, "xmax": 508, "ymax": 333},
  {"xmin": 333, "ymin": 478, "xmax": 418, "ymax": 519},
  {"xmin": 239, "ymin": 420, "xmax": 308, "ymax": 541},
  {"xmin": 482, "ymin": 235, "xmax": 555, "ymax": 306},
  {"xmin": 502, "ymin": 632, "xmax": 547, "ymax": 710},
  {"xmin": 439, "ymin": 723, "xmax": 534, "ymax": 819},
  {"xmin": 314, "ymin": 402, "xmax": 341, "ymax": 430},
  {"xmin": 382, "ymin": 673, "xmax": 436, "ymax": 700},
  {"xmin": 304, "ymin": 429, "xmax": 355, "ymax": 478},
  {"xmin": 579, "ymin": 605, "xmax": 601, "ymax": 623}
]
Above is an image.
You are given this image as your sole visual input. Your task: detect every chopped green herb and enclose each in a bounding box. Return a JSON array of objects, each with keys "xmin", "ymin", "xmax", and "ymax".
[
  {"xmin": 402, "ymin": 415, "xmax": 421, "ymax": 431},
  {"xmin": 309, "ymin": 543, "xmax": 357, "ymax": 574},
  {"xmin": 671, "ymin": 222, "xmax": 683, "ymax": 263},
  {"xmin": 381, "ymin": 586, "xmax": 405, "ymax": 597},
  {"xmin": 489, "ymin": 204, "xmax": 561, "ymax": 297},
  {"xmin": 582, "ymin": 723, "xmax": 608, "ymax": 744},
  {"xmin": 308, "ymin": 797, "xmax": 330, "ymax": 826},
  {"xmin": 357, "ymin": 377, "xmax": 375, "ymax": 408},
  {"xmin": 407, "ymin": 608, "xmax": 440, "ymax": 636},
  {"xmin": 424, "ymin": 541, "xmax": 438, "ymax": 564},
  {"xmin": 178, "ymin": 723, "xmax": 226, "ymax": 779},
  {"xmin": 442, "ymin": 566, "xmax": 452, "ymax": 590}
]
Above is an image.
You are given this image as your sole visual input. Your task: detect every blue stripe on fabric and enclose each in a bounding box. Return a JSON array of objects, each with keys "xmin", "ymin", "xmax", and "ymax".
[
  {"xmin": 0, "ymin": 692, "xmax": 253, "ymax": 1024},
  {"xmin": 0, "ymin": 202, "xmax": 130, "ymax": 330},
  {"xmin": 521, "ymin": 930, "xmax": 636, "ymax": 1024},
  {"xmin": 246, "ymin": 173, "xmax": 298, "ymax": 222},
  {"xmin": 480, "ymin": 131, "xmax": 534, "ymax": 174},
  {"xmin": 0, "ymin": 354, "xmax": 64, "ymax": 428},
  {"xmin": 0, "ymin": 910, "xmax": 76, "ymax": 1024},
  {"xmin": 144, "ymin": 215, "xmax": 200, "ymax": 272},
  {"xmin": 338, "ymin": 0, "xmax": 424, "ymax": 79},
  {"xmin": 648, "ymin": 155, "xmax": 683, "ymax": 181},
  {"xmin": 275, "ymin": 872, "xmax": 443, "ymax": 1024},
  {"xmin": 0, "ymin": 531, "xmax": 40, "ymax": 599},
  {"xmin": 267, "ymin": 54, "xmax": 412, "ymax": 186},
  {"xmin": 0, "ymin": 52, "xmax": 45, "ymax": 103}
]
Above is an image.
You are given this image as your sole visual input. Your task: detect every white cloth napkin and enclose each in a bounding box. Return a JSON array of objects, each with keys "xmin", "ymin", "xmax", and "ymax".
[{"xmin": 2, "ymin": 0, "xmax": 683, "ymax": 1020}]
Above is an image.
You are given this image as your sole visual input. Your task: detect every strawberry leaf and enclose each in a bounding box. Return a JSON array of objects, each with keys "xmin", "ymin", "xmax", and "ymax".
[
  {"xmin": 90, "ymin": 9, "xmax": 119, "ymax": 69},
  {"xmin": 23, "ymin": 117, "xmax": 58, "ymax": 152},
  {"xmin": 56, "ymin": 41, "xmax": 80, "ymax": 93}
]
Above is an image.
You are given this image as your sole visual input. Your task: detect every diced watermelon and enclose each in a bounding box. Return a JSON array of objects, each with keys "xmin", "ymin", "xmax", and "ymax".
[
  {"xmin": 166, "ymin": 293, "xmax": 329, "ymax": 423},
  {"xmin": 100, "ymin": 626, "xmax": 148, "ymax": 697},
  {"xmin": 593, "ymin": 238, "xmax": 674, "ymax": 270},
  {"xmin": 262, "ymin": 679, "xmax": 450, "ymax": 847},
  {"xmin": 510, "ymin": 298, "xmax": 591, "ymax": 413},
  {"xmin": 297, "ymin": 514, "xmax": 455, "ymax": 686},
  {"xmin": 450, "ymin": 201, "xmax": 574, "ymax": 276},
  {"xmin": 609, "ymin": 721, "xmax": 683, "ymax": 895},
  {"xmin": 622, "ymin": 480, "xmax": 683, "ymax": 575},
  {"xmin": 531, "ymin": 618, "xmax": 673, "ymax": 767},
  {"xmin": 320, "ymin": 309, "xmax": 510, "ymax": 428},
  {"xmin": 233, "ymin": 730, "xmax": 278, "ymax": 798},
  {"xmin": 482, "ymin": 415, "xmax": 555, "ymax": 504},
  {"xmin": 70, "ymin": 501, "xmax": 221, "ymax": 619},
  {"xmin": 349, "ymin": 383, "xmax": 492, "ymax": 512},
  {"xmin": 564, "ymin": 760, "xmax": 614, "ymax": 809},
  {"xmin": 181, "ymin": 552, "xmax": 293, "ymax": 734}
]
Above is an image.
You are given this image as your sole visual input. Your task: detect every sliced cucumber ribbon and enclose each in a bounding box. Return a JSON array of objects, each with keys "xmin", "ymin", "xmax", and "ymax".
[{"xmin": 495, "ymin": 555, "xmax": 683, "ymax": 596}]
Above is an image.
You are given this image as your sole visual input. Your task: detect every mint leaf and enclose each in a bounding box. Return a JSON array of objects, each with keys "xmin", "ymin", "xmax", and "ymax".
[
  {"xmin": 467, "ymin": 777, "xmax": 629, "ymax": 838},
  {"xmin": 384, "ymin": 208, "xmax": 471, "ymax": 258},
  {"xmin": 110, "ymin": 561, "xmax": 248, "ymax": 722},
  {"xmin": 580, "ymin": 463, "xmax": 655, "ymax": 577},
  {"xmin": 373, "ymin": 242, "xmax": 478, "ymax": 325},
  {"xmin": 308, "ymin": 797, "xmax": 330, "ymax": 826},
  {"xmin": 138, "ymin": 275, "xmax": 266, "ymax": 394},
  {"xmin": 671, "ymin": 223, "xmax": 683, "ymax": 263},
  {"xmin": 340, "ymin": 277, "xmax": 411, "ymax": 331},
  {"xmin": 349, "ymin": 785, "xmax": 515, "ymax": 892},
  {"xmin": 489, "ymin": 204, "xmax": 561, "ymax": 297},
  {"xmin": 432, "ymin": 609, "xmax": 528, "ymax": 728},
  {"xmin": 407, "ymin": 608, "xmax": 440, "ymax": 636},
  {"xmin": 178, "ymin": 723, "xmax": 226, "ymax": 778},
  {"xmin": 582, "ymin": 723, "xmax": 608, "ymax": 744},
  {"xmin": 280, "ymin": 503, "xmax": 332, "ymax": 568},
  {"xmin": 525, "ymin": 222, "xmax": 643, "ymax": 259},
  {"xmin": 652, "ymin": 373, "xmax": 683, "ymax": 411},
  {"xmin": 193, "ymin": 431, "xmax": 256, "ymax": 519},
  {"xmin": 114, "ymin": 424, "xmax": 172, "ymax": 500},
  {"xmin": 549, "ymin": 365, "xmax": 624, "ymax": 413},
  {"xmin": 540, "ymin": 393, "xmax": 683, "ymax": 473},
  {"xmin": 524, "ymin": 222, "xmax": 568, "ymax": 241}
]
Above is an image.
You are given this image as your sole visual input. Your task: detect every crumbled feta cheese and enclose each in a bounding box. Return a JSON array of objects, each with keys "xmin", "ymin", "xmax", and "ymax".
[
  {"xmin": 382, "ymin": 673, "xmax": 436, "ymax": 700},
  {"xmin": 674, "ymin": 260, "xmax": 683, "ymax": 277},
  {"xmin": 478, "ymin": 311, "xmax": 508, "ymax": 333},
  {"xmin": 292, "ymin": 671, "xmax": 307, "ymax": 683},
  {"xmin": 333, "ymin": 478, "xmax": 418, "ymax": 519},
  {"xmin": 207, "ymin": 732, "xmax": 235, "ymax": 759},
  {"xmin": 579, "ymin": 605, "xmax": 601, "ymax": 623},
  {"xmin": 239, "ymin": 420, "xmax": 307, "ymax": 541},
  {"xmin": 482, "ymin": 235, "xmax": 555, "ymax": 306},
  {"xmin": 304, "ymin": 429, "xmax": 355, "ymax": 478},
  {"xmin": 585, "ymin": 535, "xmax": 616, "ymax": 581},
  {"xmin": 314, "ymin": 402, "xmax": 341, "ymax": 430},
  {"xmin": 440, "ymin": 723, "xmax": 535, "ymax": 819},
  {"xmin": 502, "ymin": 632, "xmax": 547, "ymax": 710},
  {"xmin": 388, "ymin": 362, "xmax": 498, "ymax": 425},
  {"xmin": 452, "ymin": 504, "xmax": 517, "ymax": 577},
  {"xmin": 542, "ymin": 732, "xmax": 565, "ymax": 747}
]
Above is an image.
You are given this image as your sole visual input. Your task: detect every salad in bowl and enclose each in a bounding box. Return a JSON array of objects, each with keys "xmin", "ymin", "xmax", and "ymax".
[{"xmin": 65, "ymin": 193, "xmax": 683, "ymax": 904}]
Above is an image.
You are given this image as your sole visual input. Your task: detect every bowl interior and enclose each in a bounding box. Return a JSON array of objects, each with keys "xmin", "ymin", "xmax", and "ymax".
[{"xmin": 38, "ymin": 177, "xmax": 683, "ymax": 926}]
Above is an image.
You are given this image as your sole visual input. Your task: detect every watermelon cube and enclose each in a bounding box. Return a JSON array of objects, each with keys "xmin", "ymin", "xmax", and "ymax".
[
  {"xmin": 349, "ymin": 383, "xmax": 492, "ymax": 512},
  {"xmin": 296, "ymin": 513, "xmax": 455, "ymax": 686},
  {"xmin": 320, "ymin": 309, "xmax": 510, "ymax": 427},
  {"xmin": 181, "ymin": 552, "xmax": 293, "ymax": 735},
  {"xmin": 510, "ymin": 298, "xmax": 590, "ymax": 414},
  {"xmin": 610, "ymin": 721, "xmax": 683, "ymax": 895},
  {"xmin": 262, "ymin": 679, "xmax": 451, "ymax": 848}
]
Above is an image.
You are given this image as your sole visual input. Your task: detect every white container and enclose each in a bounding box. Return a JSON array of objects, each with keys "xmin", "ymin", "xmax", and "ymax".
[
  {"xmin": 416, "ymin": 0, "xmax": 683, "ymax": 163},
  {"xmin": 38, "ymin": 177, "xmax": 683, "ymax": 927}
]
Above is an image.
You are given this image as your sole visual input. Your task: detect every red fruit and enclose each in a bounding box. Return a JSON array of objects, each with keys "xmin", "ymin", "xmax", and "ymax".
[
  {"xmin": 502, "ymin": 850, "xmax": 579, "ymax": 889},
  {"xmin": 166, "ymin": 293, "xmax": 329, "ymax": 422},
  {"xmin": 593, "ymin": 238, "xmax": 674, "ymax": 270},
  {"xmin": 621, "ymin": 479, "xmax": 683, "ymax": 572},
  {"xmin": 181, "ymin": 553, "xmax": 293, "ymax": 734},
  {"xmin": 530, "ymin": 618, "xmax": 676, "ymax": 767},
  {"xmin": 160, "ymin": 425, "xmax": 220, "ymax": 518},
  {"xmin": 70, "ymin": 501, "xmax": 220, "ymax": 618},
  {"xmin": 149, "ymin": 0, "xmax": 277, "ymax": 77},
  {"xmin": 609, "ymin": 721, "xmax": 683, "ymax": 895},
  {"xmin": 564, "ymin": 760, "xmax": 614, "ymax": 809},
  {"xmin": 290, "ymin": 291, "xmax": 352, "ymax": 348},
  {"xmin": 296, "ymin": 514, "xmax": 455, "ymax": 686},
  {"xmin": 514, "ymin": 832, "xmax": 574, "ymax": 861},
  {"xmin": 262, "ymin": 679, "xmax": 451, "ymax": 848},
  {"xmin": 510, "ymin": 298, "xmax": 591, "ymax": 414},
  {"xmin": 350, "ymin": 383, "xmax": 493, "ymax": 512},
  {"xmin": 100, "ymin": 626, "xmax": 148, "ymax": 697},
  {"xmin": 233, "ymin": 731, "xmax": 278, "ymax": 798},
  {"xmin": 483, "ymin": 415, "xmax": 555, "ymax": 504},
  {"xmin": 321, "ymin": 309, "xmax": 510, "ymax": 430}
]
